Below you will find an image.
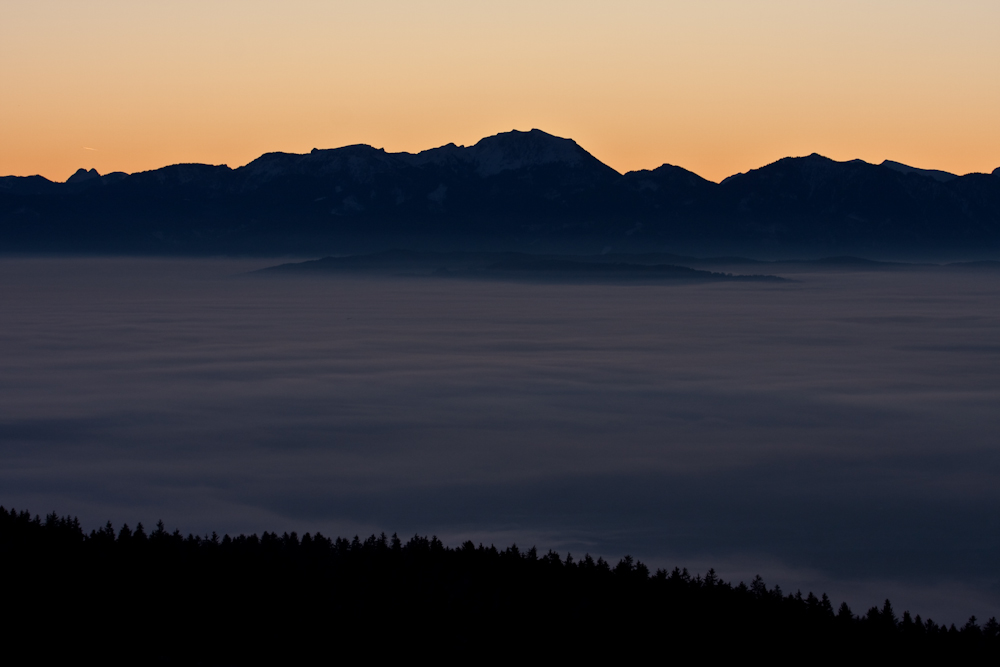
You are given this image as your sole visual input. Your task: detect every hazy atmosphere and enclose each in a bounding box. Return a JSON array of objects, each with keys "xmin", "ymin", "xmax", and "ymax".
[{"xmin": 3, "ymin": 258, "xmax": 998, "ymax": 623}]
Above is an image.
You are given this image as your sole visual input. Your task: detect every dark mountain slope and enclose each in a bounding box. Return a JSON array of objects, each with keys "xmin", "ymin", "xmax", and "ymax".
[
  {"xmin": 404, "ymin": 128, "xmax": 617, "ymax": 177},
  {"xmin": 0, "ymin": 175, "xmax": 62, "ymax": 196},
  {"xmin": 714, "ymin": 154, "xmax": 1000, "ymax": 255},
  {"xmin": 880, "ymin": 160, "xmax": 957, "ymax": 183},
  {"xmin": 1, "ymin": 131, "xmax": 999, "ymax": 258}
]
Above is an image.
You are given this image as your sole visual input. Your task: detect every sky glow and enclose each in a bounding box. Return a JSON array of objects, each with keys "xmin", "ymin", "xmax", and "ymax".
[{"xmin": 2, "ymin": 1, "xmax": 998, "ymax": 181}]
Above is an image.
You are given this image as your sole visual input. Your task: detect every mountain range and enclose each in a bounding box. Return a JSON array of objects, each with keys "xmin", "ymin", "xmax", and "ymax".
[{"xmin": 2, "ymin": 129, "xmax": 999, "ymax": 258}]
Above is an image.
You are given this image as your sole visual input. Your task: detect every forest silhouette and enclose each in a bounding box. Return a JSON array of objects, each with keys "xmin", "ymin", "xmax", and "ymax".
[{"xmin": 2, "ymin": 506, "xmax": 996, "ymax": 663}]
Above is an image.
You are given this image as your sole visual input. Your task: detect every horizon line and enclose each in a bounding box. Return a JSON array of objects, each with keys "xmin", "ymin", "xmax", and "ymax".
[{"xmin": 3, "ymin": 128, "xmax": 996, "ymax": 185}]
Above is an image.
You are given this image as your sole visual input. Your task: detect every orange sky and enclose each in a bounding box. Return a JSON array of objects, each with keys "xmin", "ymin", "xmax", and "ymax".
[{"xmin": 2, "ymin": 1, "xmax": 999, "ymax": 183}]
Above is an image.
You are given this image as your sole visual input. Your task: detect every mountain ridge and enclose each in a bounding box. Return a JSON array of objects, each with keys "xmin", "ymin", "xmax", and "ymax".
[
  {"xmin": 2, "ymin": 129, "xmax": 999, "ymax": 258},
  {"xmin": 3, "ymin": 131, "xmax": 995, "ymax": 189}
]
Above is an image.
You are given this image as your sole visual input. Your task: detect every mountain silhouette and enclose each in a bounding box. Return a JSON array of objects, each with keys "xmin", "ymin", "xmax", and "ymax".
[
  {"xmin": 2, "ymin": 130, "xmax": 999, "ymax": 258},
  {"xmin": 880, "ymin": 160, "xmax": 957, "ymax": 183},
  {"xmin": 66, "ymin": 167, "xmax": 101, "ymax": 184},
  {"xmin": 405, "ymin": 129, "xmax": 617, "ymax": 178}
]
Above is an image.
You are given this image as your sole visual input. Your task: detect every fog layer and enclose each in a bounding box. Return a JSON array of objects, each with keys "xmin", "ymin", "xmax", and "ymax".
[{"xmin": 1, "ymin": 258, "xmax": 998, "ymax": 622}]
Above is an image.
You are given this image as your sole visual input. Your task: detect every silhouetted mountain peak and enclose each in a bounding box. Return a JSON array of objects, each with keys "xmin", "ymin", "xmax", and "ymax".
[
  {"xmin": 881, "ymin": 160, "xmax": 957, "ymax": 183},
  {"xmin": 721, "ymin": 153, "xmax": 859, "ymax": 186},
  {"xmin": 0, "ymin": 174, "xmax": 58, "ymax": 195},
  {"xmin": 66, "ymin": 168, "xmax": 100, "ymax": 184},
  {"xmin": 465, "ymin": 129, "xmax": 603, "ymax": 176},
  {"xmin": 401, "ymin": 142, "xmax": 468, "ymax": 167},
  {"xmin": 622, "ymin": 163, "xmax": 717, "ymax": 192},
  {"xmin": 238, "ymin": 145, "xmax": 396, "ymax": 186},
  {"xmin": 399, "ymin": 129, "xmax": 619, "ymax": 179},
  {"xmin": 992, "ymin": 167, "xmax": 999, "ymax": 177}
]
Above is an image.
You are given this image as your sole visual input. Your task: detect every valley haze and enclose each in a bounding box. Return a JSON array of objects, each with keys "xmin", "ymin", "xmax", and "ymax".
[{"xmin": 1, "ymin": 257, "xmax": 999, "ymax": 625}]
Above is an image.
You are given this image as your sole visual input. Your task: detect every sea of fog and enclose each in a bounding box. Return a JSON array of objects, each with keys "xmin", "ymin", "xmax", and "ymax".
[{"xmin": 1, "ymin": 257, "xmax": 998, "ymax": 623}]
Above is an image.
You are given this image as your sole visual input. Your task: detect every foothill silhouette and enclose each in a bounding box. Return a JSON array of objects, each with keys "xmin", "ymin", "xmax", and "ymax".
[{"xmin": 2, "ymin": 506, "xmax": 996, "ymax": 662}]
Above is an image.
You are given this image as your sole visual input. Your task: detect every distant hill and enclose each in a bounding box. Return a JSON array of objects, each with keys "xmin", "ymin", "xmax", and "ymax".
[
  {"xmin": 2, "ymin": 129, "xmax": 1000, "ymax": 258},
  {"xmin": 255, "ymin": 250, "xmax": 787, "ymax": 282}
]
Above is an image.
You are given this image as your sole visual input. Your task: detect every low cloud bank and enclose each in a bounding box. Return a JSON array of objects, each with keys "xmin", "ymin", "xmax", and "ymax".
[{"xmin": 1, "ymin": 258, "xmax": 998, "ymax": 622}]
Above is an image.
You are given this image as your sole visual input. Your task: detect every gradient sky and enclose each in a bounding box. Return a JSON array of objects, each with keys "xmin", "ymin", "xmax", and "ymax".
[{"xmin": 2, "ymin": 0, "xmax": 999, "ymax": 182}]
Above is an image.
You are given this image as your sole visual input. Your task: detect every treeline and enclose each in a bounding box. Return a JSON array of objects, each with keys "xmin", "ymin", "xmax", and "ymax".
[{"xmin": 1, "ymin": 506, "xmax": 996, "ymax": 664}]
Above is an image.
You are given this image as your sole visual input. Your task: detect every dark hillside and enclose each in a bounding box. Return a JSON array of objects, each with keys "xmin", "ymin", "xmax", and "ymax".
[
  {"xmin": 714, "ymin": 154, "xmax": 1000, "ymax": 254},
  {"xmin": 2, "ymin": 507, "xmax": 996, "ymax": 664}
]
